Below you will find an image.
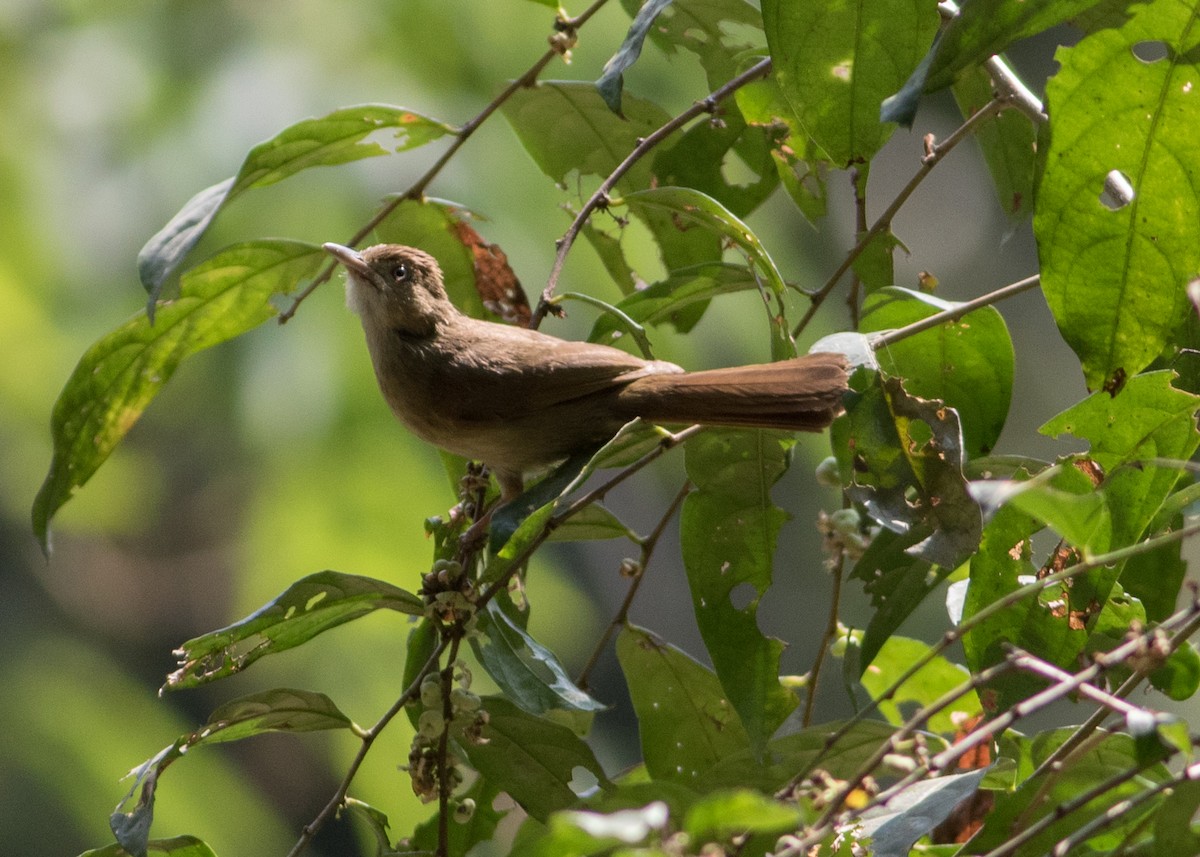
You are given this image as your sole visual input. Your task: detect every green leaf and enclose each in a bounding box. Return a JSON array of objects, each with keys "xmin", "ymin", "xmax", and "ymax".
[
  {"xmin": 597, "ymin": 0, "xmax": 675, "ymax": 114},
  {"xmin": 1120, "ymin": 515, "xmax": 1187, "ymax": 621},
  {"xmin": 1148, "ymin": 641, "xmax": 1200, "ymax": 701},
  {"xmin": 587, "ymin": 263, "xmax": 760, "ymax": 344},
  {"xmin": 138, "ymin": 106, "xmax": 454, "ymax": 302},
  {"xmin": 961, "ymin": 504, "xmax": 1079, "ymax": 710},
  {"xmin": 547, "ymin": 503, "xmax": 638, "ymax": 542},
  {"xmin": 1155, "ymin": 779, "xmax": 1200, "ymax": 854},
  {"xmin": 461, "ymin": 697, "xmax": 612, "ymax": 822},
  {"xmin": 617, "ymin": 625, "xmax": 750, "ymax": 785},
  {"xmin": 832, "ymin": 371, "xmax": 983, "ymax": 569},
  {"xmin": 952, "ymin": 62, "xmax": 1038, "ymax": 217},
  {"xmin": 472, "ymin": 599, "xmax": 607, "ymax": 715},
  {"xmin": 164, "ymin": 570, "xmax": 423, "ymax": 690},
  {"xmin": 651, "ymin": 111, "xmax": 780, "ymax": 218},
  {"xmin": 969, "ymin": 464, "xmax": 1112, "ymax": 555},
  {"xmin": 680, "ymin": 429, "xmax": 797, "ymax": 755},
  {"xmin": 863, "ymin": 287, "xmax": 1015, "ymax": 458},
  {"xmin": 763, "ymin": 0, "xmax": 940, "ymax": 164},
  {"xmin": 1035, "ymin": 1, "xmax": 1200, "ymax": 390},
  {"xmin": 32, "ymin": 240, "xmax": 324, "ymax": 554},
  {"xmin": 860, "ymin": 636, "xmax": 982, "ymax": 735},
  {"xmin": 1041, "ymin": 371, "xmax": 1200, "ymax": 548},
  {"xmin": 851, "ymin": 528, "xmax": 946, "ymax": 672},
  {"xmin": 81, "ymin": 837, "xmax": 218, "ymax": 857},
  {"xmin": 111, "ymin": 689, "xmax": 352, "ymax": 855},
  {"xmin": 195, "ymin": 688, "xmax": 353, "ymax": 744},
  {"xmin": 502, "ymin": 81, "xmax": 672, "ymax": 189},
  {"xmin": 341, "ymin": 798, "xmax": 393, "ymax": 856},
  {"xmin": 683, "ymin": 789, "xmax": 801, "ymax": 840},
  {"xmin": 622, "ymin": 187, "xmax": 795, "ymax": 359}
]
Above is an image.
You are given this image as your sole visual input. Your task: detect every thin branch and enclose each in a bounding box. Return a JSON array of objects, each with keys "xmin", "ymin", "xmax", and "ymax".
[
  {"xmin": 530, "ymin": 57, "xmax": 775, "ymax": 328},
  {"xmin": 789, "ymin": 518, "xmax": 1200, "ymax": 803},
  {"xmin": 287, "ymin": 636, "xmax": 451, "ymax": 857},
  {"xmin": 1030, "ymin": 583, "xmax": 1200, "ymax": 779},
  {"xmin": 1007, "ymin": 647, "xmax": 1155, "ymax": 719},
  {"xmin": 475, "ymin": 425, "xmax": 705, "ymax": 615},
  {"xmin": 980, "ymin": 749, "xmax": 1177, "ymax": 857},
  {"xmin": 786, "ymin": 600, "xmax": 1200, "ymax": 855},
  {"xmin": 802, "ymin": 546, "xmax": 846, "ymax": 728},
  {"xmin": 936, "ymin": 1, "xmax": 1048, "ymax": 125},
  {"xmin": 792, "ymin": 96, "xmax": 1009, "ymax": 339},
  {"xmin": 436, "ymin": 635, "xmax": 464, "ymax": 857},
  {"xmin": 870, "ymin": 273, "xmax": 1041, "ymax": 349},
  {"xmin": 577, "ymin": 480, "xmax": 692, "ymax": 689},
  {"xmin": 278, "ymin": 0, "xmax": 612, "ymax": 323}
]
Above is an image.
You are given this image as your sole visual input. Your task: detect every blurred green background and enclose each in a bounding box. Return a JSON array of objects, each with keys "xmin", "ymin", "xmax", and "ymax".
[{"xmin": 2, "ymin": 2, "xmax": 1092, "ymax": 855}]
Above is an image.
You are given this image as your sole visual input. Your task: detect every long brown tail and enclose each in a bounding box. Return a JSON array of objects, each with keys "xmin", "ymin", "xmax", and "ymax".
[{"xmin": 615, "ymin": 351, "xmax": 849, "ymax": 431}]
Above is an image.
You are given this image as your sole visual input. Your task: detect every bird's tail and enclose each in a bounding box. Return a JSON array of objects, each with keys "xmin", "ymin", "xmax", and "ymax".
[{"xmin": 615, "ymin": 351, "xmax": 849, "ymax": 431}]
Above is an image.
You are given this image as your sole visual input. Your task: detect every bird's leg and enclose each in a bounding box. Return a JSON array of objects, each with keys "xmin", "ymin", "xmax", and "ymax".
[{"xmin": 458, "ymin": 468, "xmax": 524, "ymax": 555}]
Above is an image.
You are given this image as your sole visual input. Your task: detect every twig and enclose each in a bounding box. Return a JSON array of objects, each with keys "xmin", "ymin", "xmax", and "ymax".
[
  {"xmin": 792, "ymin": 96, "xmax": 1009, "ymax": 339},
  {"xmin": 1030, "ymin": 583, "xmax": 1200, "ymax": 779},
  {"xmin": 869, "ymin": 273, "xmax": 1041, "ymax": 349},
  {"xmin": 937, "ymin": 1, "xmax": 1047, "ymax": 125},
  {"xmin": 979, "ymin": 751, "xmax": 1175, "ymax": 857},
  {"xmin": 1007, "ymin": 647, "xmax": 1154, "ymax": 719},
  {"xmin": 436, "ymin": 636, "xmax": 464, "ymax": 857},
  {"xmin": 530, "ymin": 57, "xmax": 775, "ymax": 328},
  {"xmin": 576, "ymin": 480, "xmax": 692, "ymax": 689},
  {"xmin": 278, "ymin": 0, "xmax": 612, "ymax": 323},
  {"xmin": 785, "ymin": 599, "xmax": 1200, "ymax": 854},
  {"xmin": 475, "ymin": 425, "xmax": 705, "ymax": 615},
  {"xmin": 788, "ymin": 519, "xmax": 1200, "ymax": 804},
  {"xmin": 287, "ymin": 637, "xmax": 451, "ymax": 857},
  {"xmin": 802, "ymin": 548, "xmax": 846, "ymax": 728}
]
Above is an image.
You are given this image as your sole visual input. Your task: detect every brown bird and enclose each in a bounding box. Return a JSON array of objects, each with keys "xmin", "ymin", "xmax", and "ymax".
[{"xmin": 325, "ymin": 243, "xmax": 849, "ymax": 501}]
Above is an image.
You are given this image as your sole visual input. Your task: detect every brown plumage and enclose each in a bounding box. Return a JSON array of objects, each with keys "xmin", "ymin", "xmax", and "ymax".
[{"xmin": 325, "ymin": 243, "xmax": 849, "ymax": 500}]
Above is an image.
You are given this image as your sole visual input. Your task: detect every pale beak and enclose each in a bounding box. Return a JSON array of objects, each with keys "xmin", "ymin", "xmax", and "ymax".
[{"xmin": 323, "ymin": 243, "xmax": 373, "ymax": 279}]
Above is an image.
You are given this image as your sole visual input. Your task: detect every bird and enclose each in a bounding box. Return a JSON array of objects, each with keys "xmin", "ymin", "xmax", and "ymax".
[{"xmin": 324, "ymin": 242, "xmax": 849, "ymax": 503}]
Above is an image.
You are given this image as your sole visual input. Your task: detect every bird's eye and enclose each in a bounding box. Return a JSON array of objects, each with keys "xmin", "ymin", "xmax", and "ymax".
[{"xmin": 392, "ymin": 263, "xmax": 410, "ymax": 282}]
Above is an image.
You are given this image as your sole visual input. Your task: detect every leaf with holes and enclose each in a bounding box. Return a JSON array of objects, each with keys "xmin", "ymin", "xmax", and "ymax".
[
  {"xmin": 621, "ymin": 0, "xmax": 764, "ymax": 89},
  {"xmin": 597, "ymin": 0, "xmax": 676, "ymax": 114},
  {"xmin": 33, "ymin": 240, "xmax": 324, "ymax": 554},
  {"xmin": 680, "ymin": 428, "xmax": 796, "ymax": 756},
  {"xmin": 165, "ymin": 571, "xmax": 423, "ymax": 689},
  {"xmin": 763, "ymin": 0, "xmax": 939, "ymax": 164},
  {"xmin": 832, "ymin": 370, "xmax": 983, "ymax": 569},
  {"xmin": 1036, "ymin": 2, "xmax": 1200, "ymax": 391},
  {"xmin": 864, "ymin": 285, "xmax": 1012, "ymax": 458}
]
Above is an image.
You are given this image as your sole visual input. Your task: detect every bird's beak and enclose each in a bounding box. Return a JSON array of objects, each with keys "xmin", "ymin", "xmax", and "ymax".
[{"xmin": 323, "ymin": 243, "xmax": 373, "ymax": 279}]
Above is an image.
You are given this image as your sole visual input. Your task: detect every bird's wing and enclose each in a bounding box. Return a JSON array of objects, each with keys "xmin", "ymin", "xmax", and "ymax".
[{"xmin": 432, "ymin": 321, "xmax": 681, "ymax": 421}]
